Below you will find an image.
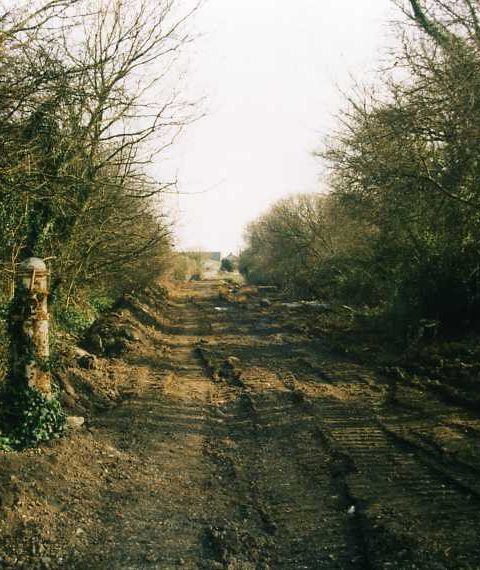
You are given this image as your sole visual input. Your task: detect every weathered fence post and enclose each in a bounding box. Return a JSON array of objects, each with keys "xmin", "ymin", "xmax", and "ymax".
[{"xmin": 11, "ymin": 258, "xmax": 52, "ymax": 398}]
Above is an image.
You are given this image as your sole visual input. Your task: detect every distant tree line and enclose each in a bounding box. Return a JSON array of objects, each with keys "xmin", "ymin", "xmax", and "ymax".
[{"xmin": 240, "ymin": 0, "xmax": 480, "ymax": 331}]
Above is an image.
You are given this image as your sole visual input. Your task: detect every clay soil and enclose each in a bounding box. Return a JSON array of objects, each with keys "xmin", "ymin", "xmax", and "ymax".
[{"xmin": 1, "ymin": 279, "xmax": 480, "ymax": 569}]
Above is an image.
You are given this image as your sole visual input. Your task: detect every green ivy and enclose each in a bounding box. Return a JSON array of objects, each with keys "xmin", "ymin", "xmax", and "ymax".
[
  {"xmin": 55, "ymin": 306, "xmax": 92, "ymax": 336},
  {"xmin": 2, "ymin": 386, "xmax": 66, "ymax": 449},
  {"xmin": 1, "ymin": 284, "xmax": 66, "ymax": 450},
  {"xmin": 88, "ymin": 291, "xmax": 114, "ymax": 314}
]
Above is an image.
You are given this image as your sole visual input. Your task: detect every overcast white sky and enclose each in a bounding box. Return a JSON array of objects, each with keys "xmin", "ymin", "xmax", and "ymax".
[{"xmin": 161, "ymin": 0, "xmax": 398, "ymax": 255}]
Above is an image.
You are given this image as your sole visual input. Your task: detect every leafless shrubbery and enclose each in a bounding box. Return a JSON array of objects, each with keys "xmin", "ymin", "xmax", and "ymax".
[
  {"xmin": 0, "ymin": 0, "xmax": 200, "ymax": 309},
  {"xmin": 242, "ymin": 0, "xmax": 480, "ymax": 330},
  {"xmin": 240, "ymin": 193, "xmax": 377, "ymax": 302},
  {"xmin": 170, "ymin": 252, "xmax": 207, "ymax": 282}
]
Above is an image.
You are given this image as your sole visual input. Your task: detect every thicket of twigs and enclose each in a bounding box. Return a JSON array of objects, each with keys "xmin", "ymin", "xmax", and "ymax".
[
  {"xmin": 240, "ymin": 0, "xmax": 480, "ymax": 333},
  {"xmin": 0, "ymin": 0, "xmax": 199, "ymax": 323}
]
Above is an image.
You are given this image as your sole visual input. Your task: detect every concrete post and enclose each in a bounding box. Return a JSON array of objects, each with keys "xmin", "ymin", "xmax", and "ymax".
[{"xmin": 12, "ymin": 257, "xmax": 51, "ymax": 398}]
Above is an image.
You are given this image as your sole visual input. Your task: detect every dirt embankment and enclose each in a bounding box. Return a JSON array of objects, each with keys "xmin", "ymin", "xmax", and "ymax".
[{"xmin": 1, "ymin": 279, "xmax": 480, "ymax": 569}]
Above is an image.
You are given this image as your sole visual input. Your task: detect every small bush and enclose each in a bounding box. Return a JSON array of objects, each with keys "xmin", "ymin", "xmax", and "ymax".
[{"xmin": 220, "ymin": 258, "xmax": 234, "ymax": 272}]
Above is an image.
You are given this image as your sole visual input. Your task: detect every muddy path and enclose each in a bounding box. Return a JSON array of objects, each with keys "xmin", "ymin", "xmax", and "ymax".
[{"xmin": 2, "ymin": 279, "xmax": 480, "ymax": 569}]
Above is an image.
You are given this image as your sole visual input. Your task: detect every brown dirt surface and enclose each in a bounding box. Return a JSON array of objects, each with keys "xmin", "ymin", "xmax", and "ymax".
[{"xmin": 1, "ymin": 279, "xmax": 480, "ymax": 569}]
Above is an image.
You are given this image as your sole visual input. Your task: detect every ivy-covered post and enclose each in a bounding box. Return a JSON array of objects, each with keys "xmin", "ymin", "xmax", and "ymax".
[{"xmin": 11, "ymin": 258, "xmax": 52, "ymax": 398}]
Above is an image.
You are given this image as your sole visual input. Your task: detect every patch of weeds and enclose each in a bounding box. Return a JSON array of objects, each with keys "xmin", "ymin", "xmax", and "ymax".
[
  {"xmin": 54, "ymin": 291, "xmax": 115, "ymax": 340},
  {"xmin": 55, "ymin": 305, "xmax": 92, "ymax": 337},
  {"xmin": 88, "ymin": 291, "xmax": 115, "ymax": 314}
]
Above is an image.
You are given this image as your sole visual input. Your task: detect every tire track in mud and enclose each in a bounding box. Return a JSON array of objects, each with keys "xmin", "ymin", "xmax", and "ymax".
[
  {"xmin": 196, "ymin": 344, "xmax": 369, "ymax": 569},
  {"xmin": 240, "ymin": 371, "xmax": 369, "ymax": 569},
  {"xmin": 85, "ymin": 280, "xmax": 480, "ymax": 569},
  {"xmin": 272, "ymin": 363, "xmax": 480, "ymax": 569},
  {"xmin": 73, "ymin": 283, "xmax": 252, "ymax": 569},
  {"xmin": 197, "ymin": 281, "xmax": 480, "ymax": 569},
  {"xmin": 79, "ymin": 303, "xmax": 219, "ymax": 568},
  {"xmin": 195, "ymin": 347, "xmax": 275, "ymax": 569}
]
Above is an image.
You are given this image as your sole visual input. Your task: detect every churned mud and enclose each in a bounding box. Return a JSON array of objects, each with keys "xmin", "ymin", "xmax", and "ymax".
[{"xmin": 1, "ymin": 279, "xmax": 480, "ymax": 569}]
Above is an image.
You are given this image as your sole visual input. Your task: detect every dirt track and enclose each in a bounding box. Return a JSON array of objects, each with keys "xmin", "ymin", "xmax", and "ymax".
[{"xmin": 2, "ymin": 279, "xmax": 480, "ymax": 569}]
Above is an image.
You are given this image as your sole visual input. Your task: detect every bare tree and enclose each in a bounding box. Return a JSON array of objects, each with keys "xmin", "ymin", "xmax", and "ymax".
[
  {"xmin": 0, "ymin": 0, "xmax": 201, "ymax": 304},
  {"xmin": 318, "ymin": 0, "xmax": 480, "ymax": 324}
]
